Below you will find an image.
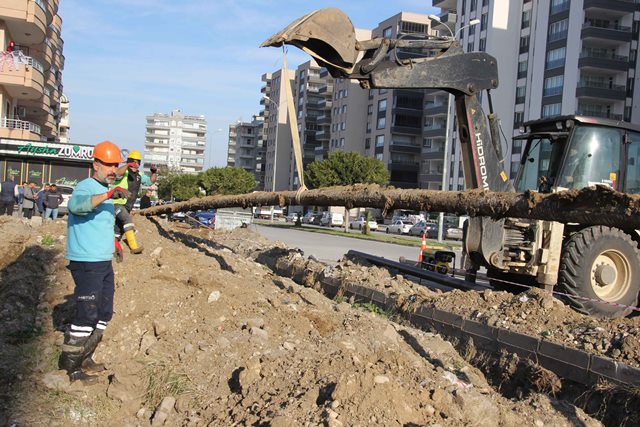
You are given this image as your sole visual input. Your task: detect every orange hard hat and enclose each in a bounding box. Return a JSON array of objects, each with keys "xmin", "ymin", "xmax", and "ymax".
[{"xmin": 93, "ymin": 140, "xmax": 123, "ymax": 163}]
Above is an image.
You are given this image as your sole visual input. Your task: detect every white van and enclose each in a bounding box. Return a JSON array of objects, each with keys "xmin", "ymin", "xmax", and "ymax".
[{"xmin": 320, "ymin": 212, "xmax": 344, "ymax": 227}]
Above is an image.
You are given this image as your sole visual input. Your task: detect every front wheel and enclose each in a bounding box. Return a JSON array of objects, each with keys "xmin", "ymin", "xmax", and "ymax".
[{"xmin": 557, "ymin": 226, "xmax": 640, "ymax": 318}]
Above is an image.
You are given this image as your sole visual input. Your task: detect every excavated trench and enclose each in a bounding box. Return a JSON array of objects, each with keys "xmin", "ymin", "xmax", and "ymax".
[{"xmin": 153, "ymin": 220, "xmax": 640, "ymax": 427}]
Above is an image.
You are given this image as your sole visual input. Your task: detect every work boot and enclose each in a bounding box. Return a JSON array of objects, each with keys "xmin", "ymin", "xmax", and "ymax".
[
  {"xmin": 68, "ymin": 370, "xmax": 99, "ymax": 385},
  {"xmin": 81, "ymin": 356, "xmax": 106, "ymax": 372},
  {"xmin": 124, "ymin": 229, "xmax": 143, "ymax": 254}
]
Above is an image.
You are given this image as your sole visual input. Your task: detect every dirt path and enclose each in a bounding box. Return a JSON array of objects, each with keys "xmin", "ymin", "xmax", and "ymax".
[{"xmin": 0, "ymin": 216, "xmax": 614, "ymax": 426}]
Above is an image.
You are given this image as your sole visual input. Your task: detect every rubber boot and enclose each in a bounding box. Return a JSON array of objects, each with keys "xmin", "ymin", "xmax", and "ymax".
[
  {"xmin": 114, "ymin": 238, "xmax": 124, "ymax": 263},
  {"xmin": 124, "ymin": 229, "xmax": 143, "ymax": 254},
  {"xmin": 59, "ymin": 330, "xmax": 99, "ymax": 385},
  {"xmin": 81, "ymin": 329, "xmax": 106, "ymax": 372}
]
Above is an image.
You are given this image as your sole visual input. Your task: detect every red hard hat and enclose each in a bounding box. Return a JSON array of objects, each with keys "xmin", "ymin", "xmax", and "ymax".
[{"xmin": 93, "ymin": 140, "xmax": 123, "ymax": 163}]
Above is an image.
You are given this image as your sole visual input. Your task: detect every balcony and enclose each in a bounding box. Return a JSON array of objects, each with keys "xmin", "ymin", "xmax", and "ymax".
[
  {"xmin": 423, "ymin": 103, "xmax": 448, "ymax": 115},
  {"xmin": 317, "ymin": 115, "xmax": 330, "ymax": 124},
  {"xmin": 576, "ymin": 81, "xmax": 627, "ymax": 100},
  {"xmin": 0, "ymin": 117, "xmax": 41, "ymax": 140},
  {"xmin": 0, "ymin": 53, "xmax": 45, "ymax": 99},
  {"xmin": 318, "ymin": 84, "xmax": 333, "ymax": 94},
  {"xmin": 0, "ymin": 0, "xmax": 47, "ymax": 45},
  {"xmin": 422, "ymin": 127, "xmax": 446, "ymax": 137},
  {"xmin": 392, "ymin": 125, "xmax": 422, "ymax": 135},
  {"xmin": 545, "ymin": 58, "xmax": 565, "ymax": 70},
  {"xmin": 583, "ymin": 0, "xmax": 638, "ymax": 13},
  {"xmin": 547, "ymin": 31, "xmax": 568, "ymax": 43},
  {"xmin": 432, "ymin": 0, "xmax": 457, "ymax": 11},
  {"xmin": 581, "ymin": 22, "xmax": 633, "ymax": 43},
  {"xmin": 578, "ymin": 51, "xmax": 629, "ymax": 71},
  {"xmin": 422, "ymin": 149, "xmax": 446, "ymax": 160},
  {"xmin": 542, "ymin": 86, "xmax": 563, "ymax": 97},
  {"xmin": 577, "ymin": 109, "xmax": 623, "ymax": 121},
  {"xmin": 318, "ymin": 99, "xmax": 332, "ymax": 109},
  {"xmin": 389, "ymin": 160, "xmax": 420, "ymax": 171},
  {"xmin": 315, "ymin": 130, "xmax": 329, "ymax": 141},
  {"xmin": 390, "ymin": 141, "xmax": 421, "ymax": 154}
]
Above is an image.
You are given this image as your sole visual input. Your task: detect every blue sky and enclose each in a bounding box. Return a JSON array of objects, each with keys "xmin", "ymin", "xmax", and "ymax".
[{"xmin": 59, "ymin": 0, "xmax": 437, "ymax": 168}]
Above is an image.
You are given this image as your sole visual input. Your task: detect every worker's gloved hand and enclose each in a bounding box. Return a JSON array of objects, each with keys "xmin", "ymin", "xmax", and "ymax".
[
  {"xmin": 149, "ymin": 164, "xmax": 158, "ymax": 173},
  {"xmin": 127, "ymin": 161, "xmax": 139, "ymax": 168},
  {"xmin": 106, "ymin": 186, "xmax": 129, "ymax": 200}
]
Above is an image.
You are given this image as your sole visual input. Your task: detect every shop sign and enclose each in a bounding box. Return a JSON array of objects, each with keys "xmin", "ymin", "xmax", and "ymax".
[{"xmin": 0, "ymin": 140, "xmax": 94, "ymax": 160}]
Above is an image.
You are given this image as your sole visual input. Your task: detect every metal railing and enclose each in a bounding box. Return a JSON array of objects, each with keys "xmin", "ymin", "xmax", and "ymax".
[
  {"xmin": 580, "ymin": 50, "xmax": 628, "ymax": 62},
  {"xmin": 545, "ymin": 58, "xmax": 565, "ymax": 70},
  {"xmin": 548, "ymin": 30, "xmax": 568, "ymax": 42},
  {"xmin": 583, "ymin": 22, "xmax": 632, "ymax": 32},
  {"xmin": 543, "ymin": 87, "xmax": 563, "ymax": 97},
  {"xmin": 550, "ymin": 1, "xmax": 570, "ymax": 14},
  {"xmin": 577, "ymin": 80, "xmax": 626, "ymax": 91},
  {"xmin": 0, "ymin": 118, "xmax": 41, "ymax": 134},
  {"xmin": 577, "ymin": 109, "xmax": 623, "ymax": 120}
]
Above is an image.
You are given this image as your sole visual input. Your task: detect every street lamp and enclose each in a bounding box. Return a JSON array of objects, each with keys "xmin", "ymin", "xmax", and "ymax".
[
  {"xmin": 455, "ymin": 18, "xmax": 481, "ymax": 40},
  {"xmin": 428, "ymin": 14, "xmax": 454, "ymax": 39}
]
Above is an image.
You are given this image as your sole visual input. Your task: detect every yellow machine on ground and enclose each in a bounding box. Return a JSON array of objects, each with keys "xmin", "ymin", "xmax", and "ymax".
[{"xmin": 420, "ymin": 248, "xmax": 456, "ymax": 276}]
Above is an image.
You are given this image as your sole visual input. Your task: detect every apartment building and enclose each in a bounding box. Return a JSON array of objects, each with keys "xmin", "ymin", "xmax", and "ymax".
[
  {"xmin": 261, "ymin": 69, "xmax": 294, "ymax": 191},
  {"xmin": 143, "ymin": 109, "xmax": 207, "ymax": 174},
  {"xmin": 58, "ymin": 92, "xmax": 69, "ymax": 143},
  {"xmin": 0, "ymin": 1, "xmax": 94, "ymax": 185},
  {"xmin": 286, "ymin": 60, "xmax": 333, "ymax": 188},
  {"xmin": 227, "ymin": 116, "xmax": 265, "ymax": 189},
  {"xmin": 366, "ymin": 13, "xmax": 438, "ymax": 189},
  {"xmin": 436, "ymin": 0, "xmax": 640, "ymax": 190}
]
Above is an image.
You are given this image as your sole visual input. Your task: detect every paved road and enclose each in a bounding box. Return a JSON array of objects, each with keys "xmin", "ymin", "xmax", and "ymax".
[{"xmin": 253, "ymin": 224, "xmax": 462, "ymax": 265}]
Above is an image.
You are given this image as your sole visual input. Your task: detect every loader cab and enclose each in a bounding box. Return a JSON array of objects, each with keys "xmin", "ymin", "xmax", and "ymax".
[{"xmin": 514, "ymin": 116, "xmax": 640, "ymax": 195}]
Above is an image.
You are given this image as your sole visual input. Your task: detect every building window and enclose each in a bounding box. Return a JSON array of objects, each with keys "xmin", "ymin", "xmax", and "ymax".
[
  {"xmin": 479, "ymin": 38, "xmax": 486, "ymax": 51},
  {"xmin": 517, "ymin": 59, "xmax": 528, "ymax": 79},
  {"xmin": 423, "ymin": 138, "xmax": 432, "ymax": 148},
  {"xmin": 519, "ymin": 35, "xmax": 529, "ymax": 52},
  {"xmin": 365, "ymin": 138, "xmax": 371, "ymax": 149},
  {"xmin": 542, "ymin": 103, "xmax": 562, "ymax": 117},
  {"xmin": 379, "ymin": 88, "xmax": 388, "ymax": 95},
  {"xmin": 340, "ymin": 122, "xmax": 346, "ymax": 131},
  {"xmin": 521, "ymin": 10, "xmax": 530, "ymax": 29},
  {"xmin": 368, "ymin": 104, "xmax": 373, "ymax": 115},
  {"xmin": 480, "ymin": 13, "xmax": 488, "ymax": 31},
  {"xmin": 366, "ymin": 121, "xmax": 372, "ymax": 132},
  {"xmin": 376, "ymin": 153, "xmax": 383, "ymax": 161},
  {"xmin": 513, "ymin": 111, "xmax": 524, "ymax": 128},
  {"xmin": 341, "ymin": 105, "xmax": 347, "ymax": 114},
  {"xmin": 377, "ymin": 117, "xmax": 386, "ymax": 129},
  {"xmin": 378, "ymin": 99, "xmax": 387, "ymax": 112},
  {"xmin": 548, "ymin": 19, "xmax": 568, "ymax": 42},
  {"xmin": 340, "ymin": 138, "xmax": 345, "ymax": 147},
  {"xmin": 515, "ymin": 86, "xmax": 526, "ymax": 104},
  {"xmin": 543, "ymin": 75, "xmax": 564, "ymax": 97},
  {"xmin": 382, "ymin": 26, "xmax": 393, "ymax": 38},
  {"xmin": 467, "ymin": 41, "xmax": 474, "ymax": 52},
  {"xmin": 376, "ymin": 135, "xmax": 385, "ymax": 147},
  {"xmin": 470, "ymin": 0, "xmax": 477, "ymax": 12},
  {"xmin": 546, "ymin": 47, "xmax": 566, "ymax": 70}
]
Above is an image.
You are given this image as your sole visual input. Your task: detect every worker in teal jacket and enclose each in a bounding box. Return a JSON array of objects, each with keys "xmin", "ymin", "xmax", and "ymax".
[{"xmin": 59, "ymin": 140, "xmax": 129, "ymax": 385}]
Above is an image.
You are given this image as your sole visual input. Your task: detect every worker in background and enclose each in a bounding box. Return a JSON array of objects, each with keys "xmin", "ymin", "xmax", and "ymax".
[
  {"xmin": 59, "ymin": 140, "xmax": 129, "ymax": 384},
  {"xmin": 111, "ymin": 150, "xmax": 157, "ymax": 256}
]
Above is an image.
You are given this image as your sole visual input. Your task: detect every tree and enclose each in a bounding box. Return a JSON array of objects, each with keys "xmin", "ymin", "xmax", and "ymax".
[
  {"xmin": 305, "ymin": 151, "xmax": 389, "ymax": 189},
  {"xmin": 199, "ymin": 167, "xmax": 256, "ymax": 196},
  {"xmin": 157, "ymin": 169, "xmax": 202, "ymax": 201}
]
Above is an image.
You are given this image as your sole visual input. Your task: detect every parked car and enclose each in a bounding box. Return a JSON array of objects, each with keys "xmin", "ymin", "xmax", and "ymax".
[
  {"xmin": 302, "ymin": 212, "xmax": 317, "ymax": 224},
  {"xmin": 285, "ymin": 213, "xmax": 300, "ymax": 222},
  {"xmin": 350, "ymin": 217, "xmax": 378, "ymax": 231},
  {"xmin": 55, "ymin": 184, "xmax": 75, "ymax": 216},
  {"xmin": 193, "ymin": 210, "xmax": 216, "ymax": 227},
  {"xmin": 321, "ymin": 212, "xmax": 344, "ymax": 227},
  {"xmin": 170, "ymin": 211, "xmax": 188, "ymax": 222},
  {"xmin": 445, "ymin": 226, "xmax": 463, "ymax": 241},
  {"xmin": 311, "ymin": 213, "xmax": 323, "ymax": 225},
  {"xmin": 408, "ymin": 221, "xmax": 438, "ymax": 237},
  {"xmin": 386, "ymin": 219, "xmax": 413, "ymax": 234}
]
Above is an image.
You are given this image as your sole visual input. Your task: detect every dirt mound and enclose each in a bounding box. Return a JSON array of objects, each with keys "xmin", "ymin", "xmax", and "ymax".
[{"xmin": 0, "ymin": 216, "xmax": 603, "ymax": 426}]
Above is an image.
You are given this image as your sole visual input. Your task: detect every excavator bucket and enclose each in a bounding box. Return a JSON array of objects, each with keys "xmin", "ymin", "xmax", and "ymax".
[{"xmin": 260, "ymin": 8, "xmax": 358, "ymax": 75}]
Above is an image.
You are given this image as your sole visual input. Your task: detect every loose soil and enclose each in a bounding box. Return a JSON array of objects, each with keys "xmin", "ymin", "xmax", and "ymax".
[{"xmin": 0, "ymin": 214, "xmax": 634, "ymax": 426}]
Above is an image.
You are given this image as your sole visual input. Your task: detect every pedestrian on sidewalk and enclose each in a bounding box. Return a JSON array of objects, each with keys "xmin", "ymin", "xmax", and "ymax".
[
  {"xmin": 0, "ymin": 175, "xmax": 18, "ymax": 215},
  {"xmin": 36, "ymin": 183, "xmax": 50, "ymax": 218},
  {"xmin": 58, "ymin": 140, "xmax": 129, "ymax": 384},
  {"xmin": 44, "ymin": 184, "xmax": 64, "ymax": 220},
  {"xmin": 22, "ymin": 182, "xmax": 37, "ymax": 219}
]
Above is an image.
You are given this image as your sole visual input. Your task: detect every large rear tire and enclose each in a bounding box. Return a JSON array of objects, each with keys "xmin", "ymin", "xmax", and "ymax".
[{"xmin": 557, "ymin": 226, "xmax": 640, "ymax": 318}]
